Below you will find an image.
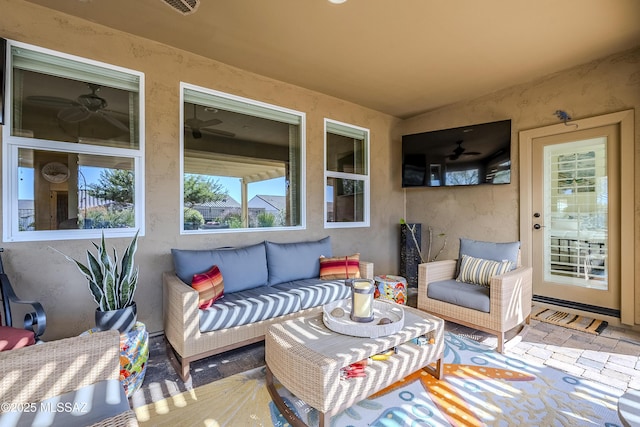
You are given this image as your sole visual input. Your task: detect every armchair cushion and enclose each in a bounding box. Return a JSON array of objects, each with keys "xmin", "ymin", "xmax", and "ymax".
[
  {"xmin": 459, "ymin": 238, "xmax": 520, "ymax": 267},
  {"xmin": 456, "ymin": 255, "xmax": 515, "ymax": 287},
  {"xmin": 426, "ymin": 279, "xmax": 491, "ymax": 313},
  {"xmin": 0, "ymin": 326, "xmax": 36, "ymax": 351}
]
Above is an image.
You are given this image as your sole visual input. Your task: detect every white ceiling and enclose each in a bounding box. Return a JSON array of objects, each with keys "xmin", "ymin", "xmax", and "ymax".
[{"xmin": 21, "ymin": 0, "xmax": 640, "ymax": 119}]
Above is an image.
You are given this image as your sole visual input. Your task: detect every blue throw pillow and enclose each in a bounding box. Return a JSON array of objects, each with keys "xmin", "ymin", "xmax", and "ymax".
[
  {"xmin": 172, "ymin": 242, "xmax": 268, "ymax": 293},
  {"xmin": 265, "ymin": 237, "xmax": 332, "ymax": 285}
]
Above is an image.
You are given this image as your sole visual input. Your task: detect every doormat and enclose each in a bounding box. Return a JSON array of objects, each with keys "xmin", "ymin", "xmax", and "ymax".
[{"xmin": 532, "ymin": 305, "xmax": 608, "ymax": 335}]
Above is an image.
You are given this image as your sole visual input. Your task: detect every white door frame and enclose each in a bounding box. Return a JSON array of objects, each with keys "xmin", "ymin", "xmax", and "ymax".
[{"xmin": 519, "ymin": 110, "xmax": 635, "ymax": 325}]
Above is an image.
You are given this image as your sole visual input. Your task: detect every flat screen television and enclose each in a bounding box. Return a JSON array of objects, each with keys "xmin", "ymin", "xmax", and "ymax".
[{"xmin": 402, "ymin": 119, "xmax": 511, "ymax": 188}]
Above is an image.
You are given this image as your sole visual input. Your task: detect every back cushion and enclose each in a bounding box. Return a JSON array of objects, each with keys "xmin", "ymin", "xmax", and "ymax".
[
  {"xmin": 459, "ymin": 238, "xmax": 520, "ymax": 269},
  {"xmin": 172, "ymin": 242, "xmax": 268, "ymax": 293},
  {"xmin": 265, "ymin": 237, "xmax": 332, "ymax": 285}
]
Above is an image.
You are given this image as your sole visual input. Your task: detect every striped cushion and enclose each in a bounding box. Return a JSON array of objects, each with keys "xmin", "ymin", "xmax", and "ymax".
[
  {"xmin": 273, "ymin": 278, "xmax": 352, "ymax": 309},
  {"xmin": 199, "ymin": 287, "xmax": 301, "ymax": 332},
  {"xmin": 319, "ymin": 254, "xmax": 361, "ymax": 280},
  {"xmin": 456, "ymin": 254, "xmax": 514, "ymax": 287},
  {"xmin": 191, "ymin": 265, "xmax": 225, "ymax": 309}
]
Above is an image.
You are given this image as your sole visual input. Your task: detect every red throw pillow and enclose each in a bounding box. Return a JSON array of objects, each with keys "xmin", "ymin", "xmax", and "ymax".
[
  {"xmin": 191, "ymin": 265, "xmax": 225, "ymax": 309},
  {"xmin": 0, "ymin": 326, "xmax": 36, "ymax": 351},
  {"xmin": 319, "ymin": 254, "xmax": 361, "ymax": 280}
]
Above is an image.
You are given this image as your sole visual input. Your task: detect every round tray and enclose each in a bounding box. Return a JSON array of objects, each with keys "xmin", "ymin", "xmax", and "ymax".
[{"xmin": 322, "ymin": 298, "xmax": 405, "ymax": 338}]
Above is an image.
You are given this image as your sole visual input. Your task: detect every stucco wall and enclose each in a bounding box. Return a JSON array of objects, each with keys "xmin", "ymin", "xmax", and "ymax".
[
  {"xmin": 0, "ymin": 0, "xmax": 403, "ymax": 339},
  {"xmin": 400, "ymin": 47, "xmax": 640, "ymax": 322}
]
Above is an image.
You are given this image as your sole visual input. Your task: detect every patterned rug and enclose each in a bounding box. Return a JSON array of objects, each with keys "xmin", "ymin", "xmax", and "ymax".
[
  {"xmin": 134, "ymin": 333, "xmax": 623, "ymax": 426},
  {"xmin": 532, "ymin": 305, "xmax": 609, "ymax": 335}
]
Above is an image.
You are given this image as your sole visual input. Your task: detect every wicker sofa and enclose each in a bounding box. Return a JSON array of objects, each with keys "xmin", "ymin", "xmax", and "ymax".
[
  {"xmin": 0, "ymin": 330, "xmax": 138, "ymax": 427},
  {"xmin": 417, "ymin": 238, "xmax": 532, "ymax": 353},
  {"xmin": 164, "ymin": 237, "xmax": 373, "ymax": 381}
]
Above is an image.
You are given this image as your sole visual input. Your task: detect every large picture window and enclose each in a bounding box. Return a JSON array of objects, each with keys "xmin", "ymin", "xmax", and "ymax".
[
  {"xmin": 324, "ymin": 119, "xmax": 369, "ymax": 227},
  {"xmin": 2, "ymin": 40, "xmax": 144, "ymax": 242},
  {"xmin": 180, "ymin": 83, "xmax": 305, "ymax": 232}
]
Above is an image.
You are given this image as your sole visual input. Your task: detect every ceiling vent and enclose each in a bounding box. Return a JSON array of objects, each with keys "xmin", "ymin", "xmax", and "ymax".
[{"xmin": 160, "ymin": 0, "xmax": 200, "ymax": 15}]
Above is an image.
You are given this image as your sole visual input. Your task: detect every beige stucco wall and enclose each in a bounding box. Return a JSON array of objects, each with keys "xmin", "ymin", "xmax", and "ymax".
[
  {"xmin": 0, "ymin": 0, "xmax": 404, "ymax": 339},
  {"xmin": 400, "ymin": 47, "xmax": 640, "ymax": 323}
]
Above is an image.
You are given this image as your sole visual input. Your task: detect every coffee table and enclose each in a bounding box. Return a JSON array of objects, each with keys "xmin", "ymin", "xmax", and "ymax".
[{"xmin": 265, "ymin": 303, "xmax": 444, "ymax": 427}]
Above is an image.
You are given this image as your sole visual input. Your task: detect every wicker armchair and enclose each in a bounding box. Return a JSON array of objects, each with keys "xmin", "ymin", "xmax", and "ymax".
[
  {"xmin": 417, "ymin": 245, "xmax": 532, "ymax": 353},
  {"xmin": 0, "ymin": 330, "xmax": 139, "ymax": 427}
]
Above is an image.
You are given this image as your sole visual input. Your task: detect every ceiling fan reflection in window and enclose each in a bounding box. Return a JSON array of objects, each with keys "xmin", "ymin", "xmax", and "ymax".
[
  {"xmin": 184, "ymin": 104, "xmax": 235, "ymax": 139},
  {"xmin": 26, "ymin": 83, "xmax": 129, "ymax": 132},
  {"xmin": 448, "ymin": 140, "xmax": 481, "ymax": 161}
]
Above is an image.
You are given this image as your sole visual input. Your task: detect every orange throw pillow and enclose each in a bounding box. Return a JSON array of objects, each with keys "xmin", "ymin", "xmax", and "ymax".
[
  {"xmin": 319, "ymin": 254, "xmax": 361, "ymax": 280},
  {"xmin": 191, "ymin": 265, "xmax": 225, "ymax": 309}
]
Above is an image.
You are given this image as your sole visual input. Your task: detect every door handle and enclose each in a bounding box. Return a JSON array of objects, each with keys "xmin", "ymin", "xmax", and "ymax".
[{"xmin": 533, "ymin": 224, "xmax": 545, "ymax": 230}]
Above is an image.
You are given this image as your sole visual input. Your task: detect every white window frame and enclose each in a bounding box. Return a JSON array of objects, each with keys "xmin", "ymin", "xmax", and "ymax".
[
  {"xmin": 2, "ymin": 40, "xmax": 145, "ymax": 242},
  {"xmin": 324, "ymin": 118, "xmax": 370, "ymax": 228},
  {"xmin": 179, "ymin": 82, "xmax": 306, "ymax": 234}
]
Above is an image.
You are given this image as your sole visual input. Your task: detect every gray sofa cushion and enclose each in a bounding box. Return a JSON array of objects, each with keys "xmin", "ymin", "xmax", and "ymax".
[
  {"xmin": 273, "ymin": 278, "xmax": 351, "ymax": 309},
  {"xmin": 3, "ymin": 379, "xmax": 129, "ymax": 427},
  {"xmin": 172, "ymin": 242, "xmax": 268, "ymax": 293},
  {"xmin": 426, "ymin": 279, "xmax": 491, "ymax": 313},
  {"xmin": 199, "ymin": 286, "xmax": 301, "ymax": 332},
  {"xmin": 265, "ymin": 237, "xmax": 332, "ymax": 286}
]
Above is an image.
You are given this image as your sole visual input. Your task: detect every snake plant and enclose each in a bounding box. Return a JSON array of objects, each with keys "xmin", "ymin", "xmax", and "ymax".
[{"xmin": 59, "ymin": 231, "xmax": 139, "ymax": 311}]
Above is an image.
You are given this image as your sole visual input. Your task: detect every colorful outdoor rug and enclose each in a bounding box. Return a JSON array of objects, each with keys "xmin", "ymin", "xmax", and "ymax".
[
  {"xmin": 134, "ymin": 332, "xmax": 623, "ymax": 426},
  {"xmin": 532, "ymin": 305, "xmax": 608, "ymax": 335}
]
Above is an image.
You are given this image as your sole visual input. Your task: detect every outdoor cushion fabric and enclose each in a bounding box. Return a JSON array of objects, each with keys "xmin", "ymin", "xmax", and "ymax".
[
  {"xmin": 172, "ymin": 242, "xmax": 268, "ymax": 293},
  {"xmin": 458, "ymin": 238, "xmax": 520, "ymax": 275},
  {"xmin": 456, "ymin": 254, "xmax": 514, "ymax": 287},
  {"xmin": 427, "ymin": 279, "xmax": 491, "ymax": 313},
  {"xmin": 3, "ymin": 379, "xmax": 130, "ymax": 427},
  {"xmin": 273, "ymin": 278, "xmax": 351, "ymax": 309},
  {"xmin": 319, "ymin": 254, "xmax": 361, "ymax": 280},
  {"xmin": 191, "ymin": 265, "xmax": 225, "ymax": 309},
  {"xmin": 199, "ymin": 286, "xmax": 301, "ymax": 332},
  {"xmin": 265, "ymin": 237, "xmax": 332, "ymax": 286},
  {"xmin": 0, "ymin": 326, "xmax": 36, "ymax": 351}
]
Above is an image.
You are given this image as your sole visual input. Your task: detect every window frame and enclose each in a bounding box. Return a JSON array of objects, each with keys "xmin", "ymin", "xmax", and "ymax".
[
  {"xmin": 323, "ymin": 118, "xmax": 370, "ymax": 228},
  {"xmin": 179, "ymin": 82, "xmax": 306, "ymax": 234},
  {"xmin": 2, "ymin": 39, "xmax": 145, "ymax": 242}
]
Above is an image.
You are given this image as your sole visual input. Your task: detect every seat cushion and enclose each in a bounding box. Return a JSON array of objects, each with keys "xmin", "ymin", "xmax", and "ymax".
[
  {"xmin": 426, "ymin": 279, "xmax": 491, "ymax": 313},
  {"xmin": 0, "ymin": 326, "xmax": 36, "ymax": 351},
  {"xmin": 273, "ymin": 278, "xmax": 351, "ymax": 309},
  {"xmin": 199, "ymin": 287, "xmax": 301, "ymax": 332},
  {"xmin": 1, "ymin": 379, "xmax": 129, "ymax": 427},
  {"xmin": 265, "ymin": 237, "xmax": 332, "ymax": 285},
  {"xmin": 172, "ymin": 242, "xmax": 268, "ymax": 293}
]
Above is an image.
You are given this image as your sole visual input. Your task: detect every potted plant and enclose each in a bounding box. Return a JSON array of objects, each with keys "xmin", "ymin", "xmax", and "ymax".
[{"xmin": 58, "ymin": 231, "xmax": 139, "ymax": 333}]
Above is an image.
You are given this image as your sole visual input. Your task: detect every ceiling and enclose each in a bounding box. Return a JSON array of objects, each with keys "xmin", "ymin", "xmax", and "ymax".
[{"xmin": 20, "ymin": 0, "xmax": 640, "ymax": 119}]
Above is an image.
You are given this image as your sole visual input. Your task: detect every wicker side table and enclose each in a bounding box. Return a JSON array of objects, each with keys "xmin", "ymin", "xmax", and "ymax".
[{"xmin": 265, "ymin": 305, "xmax": 444, "ymax": 427}]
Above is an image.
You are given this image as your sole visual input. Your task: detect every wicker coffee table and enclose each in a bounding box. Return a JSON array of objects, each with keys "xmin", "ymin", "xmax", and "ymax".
[{"xmin": 265, "ymin": 303, "xmax": 444, "ymax": 427}]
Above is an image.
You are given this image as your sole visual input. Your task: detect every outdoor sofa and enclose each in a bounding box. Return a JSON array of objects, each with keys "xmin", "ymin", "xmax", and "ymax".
[{"xmin": 164, "ymin": 237, "xmax": 373, "ymax": 381}]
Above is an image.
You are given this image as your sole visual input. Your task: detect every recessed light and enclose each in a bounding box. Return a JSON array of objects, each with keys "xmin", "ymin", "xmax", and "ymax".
[{"xmin": 329, "ymin": 0, "xmax": 347, "ymax": 4}]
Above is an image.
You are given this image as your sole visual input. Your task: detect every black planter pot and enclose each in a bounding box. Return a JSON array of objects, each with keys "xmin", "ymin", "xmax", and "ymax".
[{"xmin": 95, "ymin": 302, "xmax": 137, "ymax": 333}]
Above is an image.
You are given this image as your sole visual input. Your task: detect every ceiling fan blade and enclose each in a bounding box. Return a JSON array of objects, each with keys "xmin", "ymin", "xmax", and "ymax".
[
  {"xmin": 58, "ymin": 106, "xmax": 91, "ymax": 123},
  {"xmin": 201, "ymin": 128, "xmax": 236, "ymax": 138},
  {"xmin": 200, "ymin": 118, "xmax": 222, "ymax": 128},
  {"xmin": 27, "ymin": 95, "xmax": 78, "ymax": 108},
  {"xmin": 97, "ymin": 110, "xmax": 129, "ymax": 132},
  {"xmin": 463, "ymin": 151, "xmax": 481, "ymax": 156}
]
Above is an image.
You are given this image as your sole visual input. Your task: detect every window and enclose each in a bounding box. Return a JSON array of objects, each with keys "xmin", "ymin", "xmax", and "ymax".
[
  {"xmin": 2, "ymin": 40, "xmax": 144, "ymax": 242},
  {"xmin": 180, "ymin": 83, "xmax": 305, "ymax": 232},
  {"xmin": 324, "ymin": 119, "xmax": 369, "ymax": 227}
]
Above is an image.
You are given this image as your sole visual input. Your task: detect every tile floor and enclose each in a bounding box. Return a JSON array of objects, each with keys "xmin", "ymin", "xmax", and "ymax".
[{"xmin": 130, "ymin": 297, "xmax": 640, "ymax": 409}]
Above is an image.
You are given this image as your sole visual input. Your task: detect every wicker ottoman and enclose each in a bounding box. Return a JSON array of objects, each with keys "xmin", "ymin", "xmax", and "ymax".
[{"xmin": 265, "ymin": 305, "xmax": 444, "ymax": 427}]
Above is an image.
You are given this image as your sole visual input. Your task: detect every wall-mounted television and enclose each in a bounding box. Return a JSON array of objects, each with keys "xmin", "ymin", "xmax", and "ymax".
[{"xmin": 402, "ymin": 119, "xmax": 512, "ymax": 188}]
